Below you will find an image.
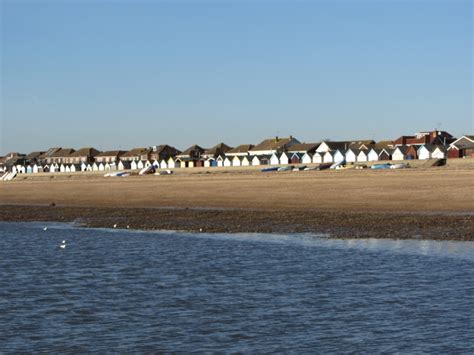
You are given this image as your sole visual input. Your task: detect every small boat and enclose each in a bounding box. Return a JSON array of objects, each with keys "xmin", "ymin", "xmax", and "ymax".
[
  {"xmin": 293, "ymin": 166, "xmax": 307, "ymax": 171},
  {"xmin": 390, "ymin": 163, "xmax": 409, "ymax": 169},
  {"xmin": 371, "ymin": 163, "xmax": 391, "ymax": 170},
  {"xmin": 304, "ymin": 166, "xmax": 318, "ymax": 171},
  {"xmin": 155, "ymin": 170, "xmax": 173, "ymax": 175},
  {"xmin": 139, "ymin": 165, "xmax": 156, "ymax": 175},
  {"xmin": 277, "ymin": 166, "xmax": 293, "ymax": 172},
  {"xmin": 316, "ymin": 163, "xmax": 332, "ymax": 171},
  {"xmin": 261, "ymin": 167, "xmax": 279, "ymax": 172},
  {"xmin": 330, "ymin": 160, "xmax": 345, "ymax": 170}
]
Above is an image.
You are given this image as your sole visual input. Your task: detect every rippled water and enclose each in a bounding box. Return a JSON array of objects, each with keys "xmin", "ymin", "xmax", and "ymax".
[{"xmin": 0, "ymin": 222, "xmax": 473, "ymax": 352}]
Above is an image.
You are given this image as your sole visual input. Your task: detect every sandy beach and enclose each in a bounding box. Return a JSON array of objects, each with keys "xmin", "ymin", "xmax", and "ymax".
[{"xmin": 1, "ymin": 164, "xmax": 473, "ymax": 240}]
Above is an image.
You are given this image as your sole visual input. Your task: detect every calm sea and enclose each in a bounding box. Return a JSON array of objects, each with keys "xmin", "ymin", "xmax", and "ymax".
[{"xmin": 0, "ymin": 222, "xmax": 473, "ymax": 353}]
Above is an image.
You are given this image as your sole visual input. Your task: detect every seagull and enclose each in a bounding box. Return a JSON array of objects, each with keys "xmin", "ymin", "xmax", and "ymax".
[
  {"xmin": 113, "ymin": 224, "xmax": 117, "ymax": 228},
  {"xmin": 43, "ymin": 227, "xmax": 48, "ymax": 231},
  {"xmin": 60, "ymin": 240, "xmax": 66, "ymax": 249}
]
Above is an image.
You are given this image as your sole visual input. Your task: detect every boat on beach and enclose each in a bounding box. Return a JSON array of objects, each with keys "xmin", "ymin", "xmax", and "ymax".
[
  {"xmin": 371, "ymin": 163, "xmax": 392, "ymax": 170},
  {"xmin": 261, "ymin": 167, "xmax": 279, "ymax": 172},
  {"xmin": 277, "ymin": 166, "xmax": 294, "ymax": 172}
]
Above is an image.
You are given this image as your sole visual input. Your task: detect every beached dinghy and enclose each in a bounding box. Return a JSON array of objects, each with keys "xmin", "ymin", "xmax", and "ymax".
[
  {"xmin": 293, "ymin": 165, "xmax": 307, "ymax": 171},
  {"xmin": 156, "ymin": 170, "xmax": 173, "ymax": 175},
  {"xmin": 139, "ymin": 165, "xmax": 156, "ymax": 175},
  {"xmin": 261, "ymin": 167, "xmax": 279, "ymax": 172},
  {"xmin": 390, "ymin": 163, "xmax": 409, "ymax": 169},
  {"xmin": 330, "ymin": 160, "xmax": 345, "ymax": 170},
  {"xmin": 316, "ymin": 163, "xmax": 332, "ymax": 171},
  {"xmin": 277, "ymin": 166, "xmax": 293, "ymax": 172},
  {"xmin": 371, "ymin": 163, "xmax": 391, "ymax": 170}
]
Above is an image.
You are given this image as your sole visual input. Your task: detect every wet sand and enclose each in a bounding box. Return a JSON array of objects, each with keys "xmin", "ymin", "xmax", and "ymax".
[{"xmin": 1, "ymin": 167, "xmax": 473, "ymax": 240}]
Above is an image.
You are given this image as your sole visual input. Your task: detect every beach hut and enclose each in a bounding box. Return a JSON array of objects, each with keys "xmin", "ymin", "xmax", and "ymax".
[
  {"xmin": 70, "ymin": 164, "xmax": 81, "ymax": 173},
  {"xmin": 60, "ymin": 164, "xmax": 67, "ymax": 173},
  {"xmin": 86, "ymin": 163, "xmax": 93, "ymax": 171},
  {"xmin": 137, "ymin": 160, "xmax": 145, "ymax": 170},
  {"xmin": 312, "ymin": 152, "xmax": 323, "ymax": 164},
  {"xmin": 32, "ymin": 164, "xmax": 40, "ymax": 174},
  {"xmin": 241, "ymin": 156, "xmax": 251, "ymax": 166},
  {"xmin": 279, "ymin": 152, "xmax": 290, "ymax": 165},
  {"xmin": 252, "ymin": 155, "xmax": 262, "ymax": 166},
  {"xmin": 270, "ymin": 153, "xmax": 280, "ymax": 165},
  {"xmin": 92, "ymin": 162, "xmax": 99, "ymax": 171},
  {"xmin": 323, "ymin": 151, "xmax": 334, "ymax": 163},
  {"xmin": 357, "ymin": 150, "xmax": 368, "ymax": 162},
  {"xmin": 290, "ymin": 153, "xmax": 302, "ymax": 164},
  {"xmin": 216, "ymin": 155, "xmax": 225, "ymax": 167},
  {"xmin": 118, "ymin": 160, "xmax": 132, "ymax": 170},
  {"xmin": 334, "ymin": 150, "xmax": 345, "ymax": 163},
  {"xmin": 392, "ymin": 146, "xmax": 407, "ymax": 161},
  {"xmin": 368, "ymin": 148, "xmax": 379, "ymax": 162},
  {"xmin": 204, "ymin": 158, "xmax": 217, "ymax": 168},
  {"xmin": 432, "ymin": 146, "xmax": 447, "ymax": 159},
  {"xmin": 26, "ymin": 165, "xmax": 33, "ymax": 174},
  {"xmin": 345, "ymin": 148, "xmax": 358, "ymax": 163},
  {"xmin": 80, "ymin": 162, "xmax": 87, "ymax": 172},
  {"xmin": 167, "ymin": 157, "xmax": 177, "ymax": 169},
  {"xmin": 65, "ymin": 165, "xmax": 72, "ymax": 173},
  {"xmin": 98, "ymin": 163, "xmax": 105, "ymax": 171},
  {"xmin": 104, "ymin": 163, "xmax": 111, "ymax": 171},
  {"xmin": 232, "ymin": 156, "xmax": 242, "ymax": 167},
  {"xmin": 379, "ymin": 149, "xmax": 391, "ymax": 161},
  {"xmin": 153, "ymin": 160, "xmax": 160, "ymax": 168},
  {"xmin": 302, "ymin": 152, "xmax": 313, "ymax": 164},
  {"xmin": 418, "ymin": 145, "xmax": 431, "ymax": 160},
  {"xmin": 131, "ymin": 160, "xmax": 138, "ymax": 170},
  {"xmin": 160, "ymin": 160, "xmax": 168, "ymax": 169},
  {"xmin": 224, "ymin": 157, "xmax": 232, "ymax": 167}
]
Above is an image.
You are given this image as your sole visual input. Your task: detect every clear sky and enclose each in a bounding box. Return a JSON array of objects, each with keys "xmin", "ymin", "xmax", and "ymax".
[{"xmin": 1, "ymin": 0, "xmax": 472, "ymax": 154}]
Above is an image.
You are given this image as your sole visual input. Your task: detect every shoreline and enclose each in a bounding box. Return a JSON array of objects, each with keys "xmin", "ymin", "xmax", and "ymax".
[{"xmin": 1, "ymin": 204, "xmax": 473, "ymax": 241}]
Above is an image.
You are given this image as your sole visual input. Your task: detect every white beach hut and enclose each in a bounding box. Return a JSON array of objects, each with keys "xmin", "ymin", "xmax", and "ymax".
[
  {"xmin": 224, "ymin": 157, "xmax": 232, "ymax": 167},
  {"xmin": 323, "ymin": 151, "xmax": 334, "ymax": 163},
  {"xmin": 270, "ymin": 153, "xmax": 280, "ymax": 165},
  {"xmin": 92, "ymin": 162, "xmax": 99, "ymax": 172},
  {"xmin": 432, "ymin": 146, "xmax": 446, "ymax": 159},
  {"xmin": 279, "ymin": 152, "xmax": 290, "ymax": 165},
  {"xmin": 232, "ymin": 156, "xmax": 241, "ymax": 167},
  {"xmin": 98, "ymin": 163, "xmax": 105, "ymax": 171},
  {"xmin": 131, "ymin": 160, "xmax": 138, "ymax": 170},
  {"xmin": 252, "ymin": 156, "xmax": 262, "ymax": 166},
  {"xmin": 60, "ymin": 164, "xmax": 67, "ymax": 173},
  {"xmin": 160, "ymin": 159, "xmax": 168, "ymax": 169},
  {"xmin": 216, "ymin": 156, "xmax": 225, "ymax": 167},
  {"xmin": 167, "ymin": 157, "xmax": 176, "ymax": 169},
  {"xmin": 81, "ymin": 162, "xmax": 87, "ymax": 172},
  {"xmin": 241, "ymin": 156, "xmax": 251, "ymax": 166},
  {"xmin": 302, "ymin": 152, "xmax": 313, "ymax": 165},
  {"xmin": 345, "ymin": 149, "xmax": 358, "ymax": 163},
  {"xmin": 313, "ymin": 152, "xmax": 323, "ymax": 164},
  {"xmin": 368, "ymin": 148, "xmax": 379, "ymax": 162},
  {"xmin": 417, "ymin": 146, "xmax": 431, "ymax": 160},
  {"xmin": 357, "ymin": 150, "xmax": 368, "ymax": 162}
]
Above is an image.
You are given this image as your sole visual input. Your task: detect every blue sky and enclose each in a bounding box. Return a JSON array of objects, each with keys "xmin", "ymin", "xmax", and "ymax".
[{"xmin": 1, "ymin": 0, "xmax": 472, "ymax": 154}]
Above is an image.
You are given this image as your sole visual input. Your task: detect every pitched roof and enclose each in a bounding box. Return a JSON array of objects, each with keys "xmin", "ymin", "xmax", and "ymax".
[
  {"xmin": 374, "ymin": 140, "xmax": 394, "ymax": 149},
  {"xmin": 69, "ymin": 147, "xmax": 100, "ymax": 157},
  {"xmin": 122, "ymin": 147, "xmax": 151, "ymax": 158},
  {"xmin": 26, "ymin": 151, "xmax": 44, "ymax": 160},
  {"xmin": 287, "ymin": 143, "xmax": 320, "ymax": 153},
  {"xmin": 152, "ymin": 144, "xmax": 181, "ymax": 156},
  {"xmin": 249, "ymin": 137, "xmax": 299, "ymax": 152},
  {"xmin": 96, "ymin": 150, "xmax": 127, "ymax": 157},
  {"xmin": 204, "ymin": 143, "xmax": 233, "ymax": 156},
  {"xmin": 50, "ymin": 148, "xmax": 75, "ymax": 157},
  {"xmin": 178, "ymin": 144, "xmax": 205, "ymax": 156},
  {"xmin": 226, "ymin": 144, "xmax": 254, "ymax": 154}
]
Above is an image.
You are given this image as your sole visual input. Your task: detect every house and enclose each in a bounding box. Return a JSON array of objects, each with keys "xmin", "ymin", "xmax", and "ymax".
[
  {"xmin": 149, "ymin": 145, "xmax": 181, "ymax": 162},
  {"xmin": 270, "ymin": 153, "xmax": 280, "ymax": 165},
  {"xmin": 95, "ymin": 150, "xmax": 126, "ymax": 164},
  {"xmin": 37, "ymin": 148, "xmax": 61, "ymax": 165},
  {"xmin": 394, "ymin": 130, "xmax": 454, "ymax": 146},
  {"xmin": 226, "ymin": 144, "xmax": 254, "ymax": 157},
  {"xmin": 176, "ymin": 145, "xmax": 206, "ymax": 168},
  {"xmin": 448, "ymin": 135, "xmax": 474, "ymax": 158},
  {"xmin": 25, "ymin": 151, "xmax": 45, "ymax": 166},
  {"xmin": 249, "ymin": 136, "xmax": 299, "ymax": 157},
  {"xmin": 121, "ymin": 148, "xmax": 152, "ymax": 162},
  {"xmin": 203, "ymin": 143, "xmax": 232, "ymax": 159},
  {"xmin": 45, "ymin": 148, "xmax": 75, "ymax": 165},
  {"xmin": 67, "ymin": 147, "xmax": 100, "ymax": 164}
]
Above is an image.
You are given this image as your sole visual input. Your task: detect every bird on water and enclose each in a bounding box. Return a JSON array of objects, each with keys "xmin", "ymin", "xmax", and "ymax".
[{"xmin": 60, "ymin": 240, "xmax": 66, "ymax": 249}]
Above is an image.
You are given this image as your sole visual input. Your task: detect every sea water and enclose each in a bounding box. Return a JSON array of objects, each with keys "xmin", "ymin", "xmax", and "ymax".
[{"xmin": 0, "ymin": 222, "xmax": 473, "ymax": 352}]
